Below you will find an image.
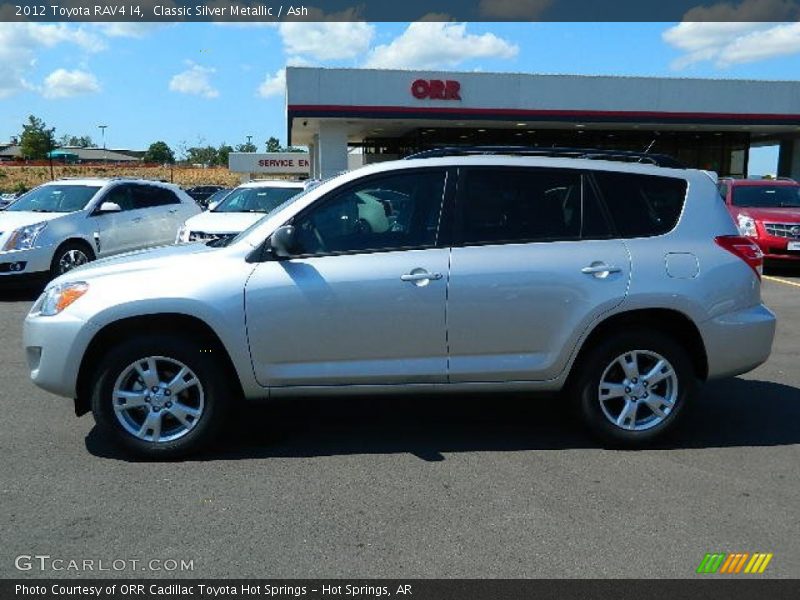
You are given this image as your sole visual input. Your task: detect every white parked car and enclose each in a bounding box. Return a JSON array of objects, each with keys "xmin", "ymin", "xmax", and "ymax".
[
  {"xmin": 0, "ymin": 178, "xmax": 200, "ymax": 286},
  {"xmin": 176, "ymin": 180, "xmax": 306, "ymax": 245}
]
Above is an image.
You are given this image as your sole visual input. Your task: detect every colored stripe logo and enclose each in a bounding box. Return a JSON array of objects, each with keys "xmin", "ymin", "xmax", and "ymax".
[{"xmin": 697, "ymin": 553, "xmax": 773, "ymax": 574}]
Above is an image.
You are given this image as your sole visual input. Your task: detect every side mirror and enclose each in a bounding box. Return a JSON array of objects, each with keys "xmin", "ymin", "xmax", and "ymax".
[
  {"xmin": 269, "ymin": 225, "xmax": 297, "ymax": 258},
  {"xmin": 97, "ymin": 201, "xmax": 122, "ymax": 214},
  {"xmin": 208, "ymin": 201, "xmax": 220, "ymax": 211}
]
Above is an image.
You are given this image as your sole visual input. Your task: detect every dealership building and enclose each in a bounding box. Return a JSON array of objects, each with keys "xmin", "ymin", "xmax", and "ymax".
[{"xmin": 285, "ymin": 67, "xmax": 800, "ymax": 179}]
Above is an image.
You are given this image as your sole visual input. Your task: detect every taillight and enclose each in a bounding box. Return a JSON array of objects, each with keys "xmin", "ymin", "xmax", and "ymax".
[{"xmin": 715, "ymin": 235, "xmax": 763, "ymax": 280}]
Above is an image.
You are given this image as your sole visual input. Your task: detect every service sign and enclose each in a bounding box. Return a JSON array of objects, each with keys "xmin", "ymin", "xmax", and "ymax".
[{"xmin": 229, "ymin": 152, "xmax": 311, "ymax": 175}]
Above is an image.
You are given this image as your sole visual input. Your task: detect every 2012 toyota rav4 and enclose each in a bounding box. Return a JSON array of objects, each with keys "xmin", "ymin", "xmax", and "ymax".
[{"xmin": 23, "ymin": 152, "xmax": 776, "ymax": 458}]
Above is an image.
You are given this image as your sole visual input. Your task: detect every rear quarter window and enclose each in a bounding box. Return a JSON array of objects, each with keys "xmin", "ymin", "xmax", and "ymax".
[{"xmin": 593, "ymin": 171, "xmax": 688, "ymax": 238}]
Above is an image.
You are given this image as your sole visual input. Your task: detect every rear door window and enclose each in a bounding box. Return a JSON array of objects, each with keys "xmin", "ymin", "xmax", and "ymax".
[
  {"xmin": 456, "ymin": 167, "xmax": 611, "ymax": 245},
  {"xmin": 130, "ymin": 185, "xmax": 180, "ymax": 209},
  {"xmin": 592, "ymin": 171, "xmax": 687, "ymax": 238}
]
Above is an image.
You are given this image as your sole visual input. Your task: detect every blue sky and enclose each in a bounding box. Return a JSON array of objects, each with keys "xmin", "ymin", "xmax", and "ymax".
[{"xmin": 2, "ymin": 21, "xmax": 798, "ymax": 174}]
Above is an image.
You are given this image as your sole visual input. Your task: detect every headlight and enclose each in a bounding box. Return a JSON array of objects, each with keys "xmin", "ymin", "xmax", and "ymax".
[
  {"xmin": 39, "ymin": 282, "xmax": 89, "ymax": 316},
  {"xmin": 737, "ymin": 215, "xmax": 758, "ymax": 237},
  {"xmin": 3, "ymin": 221, "xmax": 47, "ymax": 250}
]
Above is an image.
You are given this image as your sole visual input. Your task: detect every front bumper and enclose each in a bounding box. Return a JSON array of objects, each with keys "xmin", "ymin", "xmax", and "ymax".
[
  {"xmin": 700, "ymin": 303, "xmax": 776, "ymax": 380},
  {"xmin": 23, "ymin": 307, "xmax": 99, "ymax": 399},
  {"xmin": 752, "ymin": 232, "xmax": 800, "ymax": 262},
  {"xmin": 0, "ymin": 246, "xmax": 53, "ymax": 279}
]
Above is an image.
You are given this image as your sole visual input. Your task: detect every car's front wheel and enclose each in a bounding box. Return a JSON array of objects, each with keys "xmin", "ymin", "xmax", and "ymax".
[
  {"xmin": 572, "ymin": 330, "xmax": 696, "ymax": 447},
  {"xmin": 50, "ymin": 241, "xmax": 95, "ymax": 279},
  {"xmin": 90, "ymin": 335, "xmax": 230, "ymax": 458}
]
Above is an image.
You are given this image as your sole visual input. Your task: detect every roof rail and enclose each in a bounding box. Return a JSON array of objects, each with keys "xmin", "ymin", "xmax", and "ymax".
[{"xmin": 405, "ymin": 146, "xmax": 686, "ymax": 169}]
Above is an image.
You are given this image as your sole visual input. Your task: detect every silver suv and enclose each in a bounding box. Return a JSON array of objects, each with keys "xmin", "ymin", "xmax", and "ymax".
[
  {"xmin": 1, "ymin": 178, "xmax": 200, "ymax": 285},
  {"xmin": 23, "ymin": 153, "xmax": 776, "ymax": 457}
]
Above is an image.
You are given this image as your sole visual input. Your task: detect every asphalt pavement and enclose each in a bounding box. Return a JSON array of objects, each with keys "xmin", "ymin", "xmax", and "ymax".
[{"xmin": 1, "ymin": 269, "xmax": 798, "ymax": 579}]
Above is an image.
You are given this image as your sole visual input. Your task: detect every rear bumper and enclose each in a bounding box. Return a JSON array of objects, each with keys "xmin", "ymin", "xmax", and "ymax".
[{"xmin": 700, "ymin": 303, "xmax": 776, "ymax": 380}]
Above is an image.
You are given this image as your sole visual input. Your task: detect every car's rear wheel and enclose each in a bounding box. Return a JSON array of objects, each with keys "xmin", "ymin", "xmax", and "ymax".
[
  {"xmin": 50, "ymin": 241, "xmax": 95, "ymax": 279},
  {"xmin": 90, "ymin": 335, "xmax": 230, "ymax": 458},
  {"xmin": 572, "ymin": 330, "xmax": 696, "ymax": 447}
]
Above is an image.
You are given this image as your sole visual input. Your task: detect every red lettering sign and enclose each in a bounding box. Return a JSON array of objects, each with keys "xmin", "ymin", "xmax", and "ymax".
[{"xmin": 411, "ymin": 79, "xmax": 461, "ymax": 100}]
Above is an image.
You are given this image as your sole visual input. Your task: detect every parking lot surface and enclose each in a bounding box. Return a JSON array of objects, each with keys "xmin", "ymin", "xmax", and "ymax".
[{"xmin": 1, "ymin": 270, "xmax": 798, "ymax": 579}]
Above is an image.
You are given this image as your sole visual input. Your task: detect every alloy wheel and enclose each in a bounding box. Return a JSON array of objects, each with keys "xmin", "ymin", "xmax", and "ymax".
[
  {"xmin": 597, "ymin": 350, "xmax": 678, "ymax": 431},
  {"xmin": 112, "ymin": 356, "xmax": 205, "ymax": 443}
]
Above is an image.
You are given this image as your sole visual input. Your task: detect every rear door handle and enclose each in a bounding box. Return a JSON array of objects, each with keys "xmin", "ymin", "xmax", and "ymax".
[
  {"xmin": 581, "ymin": 263, "xmax": 622, "ymax": 276},
  {"xmin": 131, "ymin": 217, "xmax": 143, "ymax": 223},
  {"xmin": 168, "ymin": 209, "xmax": 178, "ymax": 214}
]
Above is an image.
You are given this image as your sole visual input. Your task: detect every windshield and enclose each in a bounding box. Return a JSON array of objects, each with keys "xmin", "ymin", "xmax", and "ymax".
[
  {"xmin": 223, "ymin": 182, "xmax": 323, "ymax": 247},
  {"xmin": 7, "ymin": 184, "xmax": 101, "ymax": 213},
  {"xmin": 213, "ymin": 185, "xmax": 302, "ymax": 213},
  {"xmin": 732, "ymin": 185, "xmax": 800, "ymax": 208},
  {"xmin": 206, "ymin": 188, "xmax": 231, "ymax": 205}
]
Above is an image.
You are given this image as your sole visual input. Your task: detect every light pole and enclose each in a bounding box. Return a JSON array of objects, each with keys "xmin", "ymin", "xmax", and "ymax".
[
  {"xmin": 98, "ymin": 124, "xmax": 108, "ymax": 164},
  {"xmin": 246, "ymin": 135, "xmax": 253, "ymax": 150}
]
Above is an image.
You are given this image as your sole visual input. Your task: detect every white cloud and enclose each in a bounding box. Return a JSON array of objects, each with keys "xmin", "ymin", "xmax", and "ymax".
[
  {"xmin": 716, "ymin": 21, "xmax": 800, "ymax": 65},
  {"xmin": 277, "ymin": 21, "xmax": 375, "ymax": 61},
  {"xmin": 168, "ymin": 63, "xmax": 219, "ymax": 98},
  {"xmin": 258, "ymin": 68, "xmax": 285, "ymax": 98},
  {"xmin": 364, "ymin": 22, "xmax": 518, "ymax": 70},
  {"xmin": 0, "ymin": 23, "xmax": 106, "ymax": 98},
  {"xmin": 663, "ymin": 21, "xmax": 800, "ymax": 68},
  {"xmin": 479, "ymin": 0, "xmax": 552, "ymax": 18},
  {"xmin": 41, "ymin": 68, "xmax": 101, "ymax": 98}
]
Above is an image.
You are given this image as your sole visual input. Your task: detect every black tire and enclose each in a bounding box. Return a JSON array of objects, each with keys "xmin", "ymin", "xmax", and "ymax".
[
  {"xmin": 50, "ymin": 240, "xmax": 95, "ymax": 280},
  {"xmin": 90, "ymin": 335, "xmax": 231, "ymax": 459},
  {"xmin": 570, "ymin": 330, "xmax": 696, "ymax": 448}
]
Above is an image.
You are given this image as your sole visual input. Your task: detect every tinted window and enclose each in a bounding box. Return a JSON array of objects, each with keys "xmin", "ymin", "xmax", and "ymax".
[
  {"xmin": 732, "ymin": 185, "xmax": 800, "ymax": 208},
  {"xmin": 154, "ymin": 187, "xmax": 180, "ymax": 206},
  {"xmin": 593, "ymin": 172, "xmax": 687, "ymax": 238},
  {"xmin": 103, "ymin": 184, "xmax": 136, "ymax": 211},
  {"xmin": 8, "ymin": 184, "xmax": 100, "ymax": 213},
  {"xmin": 459, "ymin": 168, "xmax": 587, "ymax": 245},
  {"xmin": 292, "ymin": 170, "xmax": 446, "ymax": 256},
  {"xmin": 130, "ymin": 185, "xmax": 166, "ymax": 209},
  {"xmin": 581, "ymin": 181, "xmax": 614, "ymax": 239}
]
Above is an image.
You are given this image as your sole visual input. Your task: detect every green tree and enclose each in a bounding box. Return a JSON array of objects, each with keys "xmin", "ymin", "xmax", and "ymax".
[
  {"xmin": 186, "ymin": 145, "xmax": 218, "ymax": 167},
  {"xmin": 265, "ymin": 136, "xmax": 282, "ymax": 153},
  {"xmin": 58, "ymin": 134, "xmax": 94, "ymax": 148},
  {"xmin": 217, "ymin": 143, "xmax": 234, "ymax": 166},
  {"xmin": 142, "ymin": 141, "xmax": 176, "ymax": 164},
  {"xmin": 235, "ymin": 142, "xmax": 257, "ymax": 153},
  {"xmin": 19, "ymin": 115, "xmax": 55, "ymax": 160}
]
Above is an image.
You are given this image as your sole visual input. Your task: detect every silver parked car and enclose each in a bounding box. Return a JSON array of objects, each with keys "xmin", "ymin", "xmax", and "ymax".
[
  {"xmin": 1, "ymin": 178, "xmax": 200, "ymax": 285},
  {"xmin": 23, "ymin": 152, "xmax": 776, "ymax": 457}
]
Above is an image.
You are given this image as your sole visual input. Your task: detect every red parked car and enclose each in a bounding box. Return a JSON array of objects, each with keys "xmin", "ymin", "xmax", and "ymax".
[{"xmin": 718, "ymin": 178, "xmax": 800, "ymax": 263}]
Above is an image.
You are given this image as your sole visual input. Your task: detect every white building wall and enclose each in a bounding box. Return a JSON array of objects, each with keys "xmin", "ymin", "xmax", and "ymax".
[
  {"xmin": 317, "ymin": 122, "xmax": 349, "ymax": 179},
  {"xmin": 287, "ymin": 68, "xmax": 800, "ymax": 116}
]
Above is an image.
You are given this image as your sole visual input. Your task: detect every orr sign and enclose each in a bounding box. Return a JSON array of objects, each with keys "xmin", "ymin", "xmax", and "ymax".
[
  {"xmin": 411, "ymin": 79, "xmax": 462, "ymax": 101},
  {"xmin": 228, "ymin": 152, "xmax": 310, "ymax": 175}
]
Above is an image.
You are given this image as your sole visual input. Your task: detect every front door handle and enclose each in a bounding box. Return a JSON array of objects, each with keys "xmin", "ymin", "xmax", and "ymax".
[
  {"xmin": 400, "ymin": 270, "xmax": 443, "ymax": 285},
  {"xmin": 131, "ymin": 217, "xmax": 143, "ymax": 223},
  {"xmin": 168, "ymin": 209, "xmax": 178, "ymax": 214},
  {"xmin": 581, "ymin": 263, "xmax": 622, "ymax": 277}
]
